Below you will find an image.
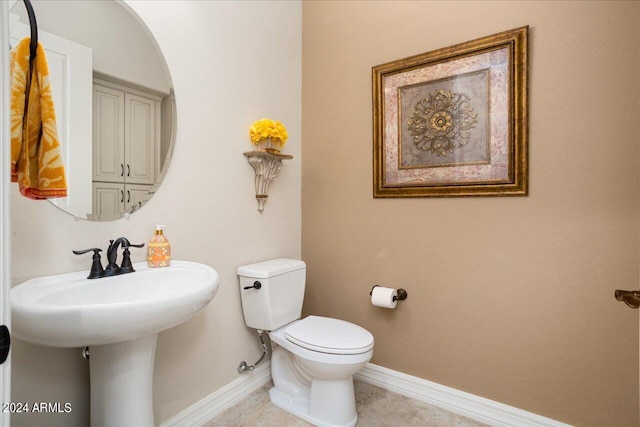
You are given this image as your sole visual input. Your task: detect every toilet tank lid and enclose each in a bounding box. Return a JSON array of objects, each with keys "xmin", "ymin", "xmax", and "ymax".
[{"xmin": 237, "ymin": 258, "xmax": 306, "ymax": 279}]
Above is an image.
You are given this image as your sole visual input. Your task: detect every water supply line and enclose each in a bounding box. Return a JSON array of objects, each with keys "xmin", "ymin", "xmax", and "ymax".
[{"xmin": 238, "ymin": 330, "xmax": 268, "ymax": 373}]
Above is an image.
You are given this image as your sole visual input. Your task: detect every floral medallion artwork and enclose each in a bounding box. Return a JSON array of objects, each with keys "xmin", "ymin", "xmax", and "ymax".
[
  {"xmin": 401, "ymin": 69, "xmax": 489, "ymax": 169},
  {"xmin": 408, "ymin": 90, "xmax": 477, "ymax": 156},
  {"xmin": 372, "ymin": 26, "xmax": 529, "ymax": 197}
]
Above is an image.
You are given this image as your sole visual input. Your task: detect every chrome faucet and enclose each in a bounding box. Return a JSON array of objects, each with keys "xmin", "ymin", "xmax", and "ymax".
[{"xmin": 74, "ymin": 237, "xmax": 144, "ymax": 279}]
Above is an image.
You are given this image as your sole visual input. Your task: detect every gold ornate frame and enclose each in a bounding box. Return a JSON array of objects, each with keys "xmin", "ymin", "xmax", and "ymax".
[{"xmin": 373, "ymin": 26, "xmax": 528, "ymax": 197}]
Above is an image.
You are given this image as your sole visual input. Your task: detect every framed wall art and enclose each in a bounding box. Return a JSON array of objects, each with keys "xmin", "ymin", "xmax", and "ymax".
[{"xmin": 372, "ymin": 26, "xmax": 529, "ymax": 197}]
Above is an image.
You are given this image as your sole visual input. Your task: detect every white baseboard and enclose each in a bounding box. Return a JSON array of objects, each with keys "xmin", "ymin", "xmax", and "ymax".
[
  {"xmin": 355, "ymin": 363, "xmax": 572, "ymax": 427},
  {"xmin": 159, "ymin": 361, "xmax": 271, "ymax": 427},
  {"xmin": 160, "ymin": 361, "xmax": 571, "ymax": 427}
]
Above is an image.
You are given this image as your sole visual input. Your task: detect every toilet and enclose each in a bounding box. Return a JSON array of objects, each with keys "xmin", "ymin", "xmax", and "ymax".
[{"xmin": 237, "ymin": 258, "xmax": 374, "ymax": 427}]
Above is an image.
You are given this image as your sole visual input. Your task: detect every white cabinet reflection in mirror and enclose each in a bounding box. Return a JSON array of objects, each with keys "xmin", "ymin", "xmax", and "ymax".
[
  {"xmin": 92, "ymin": 182, "xmax": 154, "ymax": 221},
  {"xmin": 10, "ymin": 0, "xmax": 175, "ymax": 222},
  {"xmin": 92, "ymin": 79, "xmax": 160, "ymax": 220}
]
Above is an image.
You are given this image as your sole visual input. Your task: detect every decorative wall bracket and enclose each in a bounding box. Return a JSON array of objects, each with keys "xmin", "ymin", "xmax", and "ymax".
[{"xmin": 244, "ymin": 149, "xmax": 293, "ymax": 212}]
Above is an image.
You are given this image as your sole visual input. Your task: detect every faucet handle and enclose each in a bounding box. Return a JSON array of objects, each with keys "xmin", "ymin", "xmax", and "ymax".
[
  {"xmin": 123, "ymin": 242, "xmax": 145, "ymax": 249},
  {"xmin": 72, "ymin": 248, "xmax": 104, "ymax": 279},
  {"xmin": 120, "ymin": 243, "xmax": 144, "ymax": 273},
  {"xmin": 72, "ymin": 247, "xmax": 102, "ymax": 255}
]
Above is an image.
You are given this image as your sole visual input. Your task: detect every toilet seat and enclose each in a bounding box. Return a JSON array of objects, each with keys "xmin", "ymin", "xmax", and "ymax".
[{"xmin": 285, "ymin": 316, "xmax": 374, "ymax": 355}]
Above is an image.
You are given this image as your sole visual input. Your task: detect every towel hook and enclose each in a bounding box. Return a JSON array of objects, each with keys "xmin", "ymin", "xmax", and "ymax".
[{"xmin": 22, "ymin": 0, "xmax": 38, "ymax": 62}]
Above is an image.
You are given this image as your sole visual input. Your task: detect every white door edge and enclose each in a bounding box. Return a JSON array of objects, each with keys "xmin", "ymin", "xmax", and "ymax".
[{"xmin": 0, "ymin": 1, "xmax": 13, "ymax": 426}]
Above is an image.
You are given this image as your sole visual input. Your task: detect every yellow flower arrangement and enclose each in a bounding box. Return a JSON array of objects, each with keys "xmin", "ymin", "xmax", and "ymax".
[{"xmin": 249, "ymin": 118, "xmax": 288, "ymax": 146}]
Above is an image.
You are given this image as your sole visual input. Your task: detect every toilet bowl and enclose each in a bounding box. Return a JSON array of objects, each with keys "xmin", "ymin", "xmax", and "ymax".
[
  {"xmin": 237, "ymin": 259, "xmax": 374, "ymax": 427},
  {"xmin": 269, "ymin": 316, "xmax": 373, "ymax": 427}
]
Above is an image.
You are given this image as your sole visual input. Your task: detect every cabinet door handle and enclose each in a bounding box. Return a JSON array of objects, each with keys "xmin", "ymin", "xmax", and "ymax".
[
  {"xmin": 127, "ymin": 165, "xmax": 130, "ymax": 177},
  {"xmin": 120, "ymin": 189, "xmax": 124, "ymax": 203},
  {"xmin": 127, "ymin": 190, "xmax": 131, "ymax": 203},
  {"xmin": 120, "ymin": 164, "xmax": 124, "ymax": 177}
]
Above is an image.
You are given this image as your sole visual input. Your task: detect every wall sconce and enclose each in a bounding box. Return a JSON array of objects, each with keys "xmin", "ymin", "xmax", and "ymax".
[{"xmin": 244, "ymin": 149, "xmax": 293, "ymax": 212}]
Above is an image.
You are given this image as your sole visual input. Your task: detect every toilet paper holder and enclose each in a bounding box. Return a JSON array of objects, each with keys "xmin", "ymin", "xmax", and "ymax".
[{"xmin": 370, "ymin": 285, "xmax": 408, "ymax": 302}]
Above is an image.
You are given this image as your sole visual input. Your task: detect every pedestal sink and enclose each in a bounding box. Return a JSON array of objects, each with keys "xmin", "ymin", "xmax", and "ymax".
[{"xmin": 11, "ymin": 260, "xmax": 220, "ymax": 427}]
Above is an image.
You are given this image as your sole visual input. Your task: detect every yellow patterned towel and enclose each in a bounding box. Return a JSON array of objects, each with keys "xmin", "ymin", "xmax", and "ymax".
[{"xmin": 10, "ymin": 37, "xmax": 67, "ymax": 199}]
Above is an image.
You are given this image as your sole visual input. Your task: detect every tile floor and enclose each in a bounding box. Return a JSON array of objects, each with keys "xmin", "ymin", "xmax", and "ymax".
[{"xmin": 205, "ymin": 380, "xmax": 490, "ymax": 427}]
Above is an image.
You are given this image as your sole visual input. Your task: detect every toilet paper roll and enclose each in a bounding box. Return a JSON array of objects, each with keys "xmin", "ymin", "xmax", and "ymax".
[{"xmin": 371, "ymin": 286, "xmax": 398, "ymax": 309}]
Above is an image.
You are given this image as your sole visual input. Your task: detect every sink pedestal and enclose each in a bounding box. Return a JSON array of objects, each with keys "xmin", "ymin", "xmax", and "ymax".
[
  {"xmin": 90, "ymin": 334, "xmax": 158, "ymax": 427},
  {"xmin": 11, "ymin": 261, "xmax": 220, "ymax": 425}
]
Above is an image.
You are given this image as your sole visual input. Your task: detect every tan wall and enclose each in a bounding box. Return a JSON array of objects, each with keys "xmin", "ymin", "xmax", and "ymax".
[{"xmin": 301, "ymin": 1, "xmax": 639, "ymax": 426}]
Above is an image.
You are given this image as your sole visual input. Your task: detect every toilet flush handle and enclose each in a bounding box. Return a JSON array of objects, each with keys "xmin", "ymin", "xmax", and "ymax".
[{"xmin": 243, "ymin": 281, "xmax": 262, "ymax": 290}]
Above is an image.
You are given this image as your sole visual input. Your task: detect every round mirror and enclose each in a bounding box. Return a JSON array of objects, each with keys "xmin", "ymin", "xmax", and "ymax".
[{"xmin": 10, "ymin": 0, "xmax": 175, "ymax": 221}]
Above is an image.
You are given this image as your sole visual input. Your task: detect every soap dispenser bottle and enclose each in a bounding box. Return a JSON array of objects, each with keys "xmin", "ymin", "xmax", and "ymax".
[{"xmin": 147, "ymin": 225, "xmax": 171, "ymax": 268}]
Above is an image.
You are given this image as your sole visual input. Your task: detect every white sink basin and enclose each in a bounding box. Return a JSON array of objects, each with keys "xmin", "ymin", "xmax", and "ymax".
[
  {"xmin": 10, "ymin": 259, "xmax": 220, "ymax": 427},
  {"xmin": 11, "ymin": 260, "xmax": 219, "ymax": 347}
]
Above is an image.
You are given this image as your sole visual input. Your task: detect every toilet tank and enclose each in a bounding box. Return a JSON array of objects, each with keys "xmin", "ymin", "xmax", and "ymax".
[{"xmin": 237, "ymin": 259, "xmax": 306, "ymax": 331}]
